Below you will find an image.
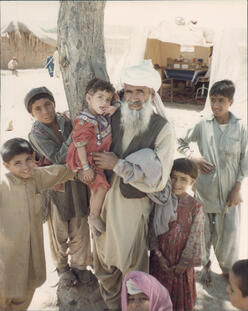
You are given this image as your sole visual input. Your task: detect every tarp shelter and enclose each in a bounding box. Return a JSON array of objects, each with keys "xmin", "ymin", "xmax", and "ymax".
[
  {"xmin": 1, "ymin": 20, "xmax": 57, "ymax": 69},
  {"xmin": 104, "ymin": 1, "xmax": 247, "ymax": 120}
]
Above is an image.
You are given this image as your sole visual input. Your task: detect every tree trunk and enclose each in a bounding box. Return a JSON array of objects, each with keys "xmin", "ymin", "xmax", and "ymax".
[
  {"xmin": 57, "ymin": 2, "xmax": 108, "ymax": 310},
  {"xmin": 57, "ymin": 1, "xmax": 109, "ymax": 120}
]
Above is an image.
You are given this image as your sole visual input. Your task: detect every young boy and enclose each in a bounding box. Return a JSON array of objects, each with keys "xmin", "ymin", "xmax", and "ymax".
[
  {"xmin": 150, "ymin": 158, "xmax": 205, "ymax": 311},
  {"xmin": 0, "ymin": 138, "xmax": 75, "ymax": 311},
  {"xmin": 178, "ymin": 80, "xmax": 248, "ymax": 284},
  {"xmin": 226, "ymin": 259, "xmax": 248, "ymax": 311},
  {"xmin": 26, "ymin": 86, "xmax": 92, "ymax": 286}
]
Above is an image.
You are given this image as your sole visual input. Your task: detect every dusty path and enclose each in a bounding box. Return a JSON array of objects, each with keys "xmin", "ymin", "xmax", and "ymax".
[{"xmin": 1, "ymin": 69, "xmax": 247, "ymax": 311}]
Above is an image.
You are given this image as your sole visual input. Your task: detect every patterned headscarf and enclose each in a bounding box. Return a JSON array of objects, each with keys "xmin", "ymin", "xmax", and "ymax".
[{"xmin": 121, "ymin": 271, "xmax": 173, "ymax": 311}]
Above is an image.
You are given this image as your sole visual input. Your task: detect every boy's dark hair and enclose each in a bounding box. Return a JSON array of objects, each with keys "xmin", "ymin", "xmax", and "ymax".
[
  {"xmin": 24, "ymin": 86, "xmax": 55, "ymax": 113},
  {"xmin": 171, "ymin": 158, "xmax": 198, "ymax": 180},
  {"xmin": 0, "ymin": 138, "xmax": 33, "ymax": 163},
  {"xmin": 85, "ymin": 78, "xmax": 115, "ymax": 96},
  {"xmin": 209, "ymin": 79, "xmax": 235, "ymax": 100},
  {"xmin": 232, "ymin": 259, "xmax": 248, "ymax": 297}
]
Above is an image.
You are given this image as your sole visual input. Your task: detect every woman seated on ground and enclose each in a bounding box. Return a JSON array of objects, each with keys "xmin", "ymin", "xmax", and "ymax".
[{"xmin": 121, "ymin": 271, "xmax": 172, "ymax": 311}]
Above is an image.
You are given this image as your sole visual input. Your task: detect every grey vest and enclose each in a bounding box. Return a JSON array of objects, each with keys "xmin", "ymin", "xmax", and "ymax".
[{"xmin": 107, "ymin": 110, "xmax": 167, "ymax": 198}]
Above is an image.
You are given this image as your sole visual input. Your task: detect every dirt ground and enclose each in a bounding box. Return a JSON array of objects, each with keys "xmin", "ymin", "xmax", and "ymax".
[{"xmin": 1, "ymin": 69, "xmax": 247, "ymax": 311}]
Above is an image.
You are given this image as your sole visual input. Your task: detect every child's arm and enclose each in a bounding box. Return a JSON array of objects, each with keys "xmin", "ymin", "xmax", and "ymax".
[
  {"xmin": 76, "ymin": 145, "xmax": 95, "ymax": 184},
  {"xmin": 103, "ymin": 94, "xmax": 121, "ymax": 116},
  {"xmin": 178, "ymin": 121, "xmax": 215, "ymax": 174},
  {"xmin": 226, "ymin": 123, "xmax": 248, "ymax": 207},
  {"xmin": 35, "ymin": 164, "xmax": 75, "ymax": 192}
]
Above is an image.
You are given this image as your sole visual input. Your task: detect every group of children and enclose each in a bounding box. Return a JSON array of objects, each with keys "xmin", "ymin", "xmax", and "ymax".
[{"xmin": 0, "ymin": 77, "xmax": 247, "ymax": 311}]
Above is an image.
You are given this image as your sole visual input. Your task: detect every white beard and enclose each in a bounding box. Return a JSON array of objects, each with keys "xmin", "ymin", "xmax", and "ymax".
[{"xmin": 121, "ymin": 96, "xmax": 154, "ymax": 152}]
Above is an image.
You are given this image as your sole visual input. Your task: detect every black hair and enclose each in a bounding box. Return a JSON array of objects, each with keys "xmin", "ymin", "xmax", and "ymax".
[
  {"xmin": 171, "ymin": 158, "xmax": 198, "ymax": 180},
  {"xmin": 28, "ymin": 93, "xmax": 55, "ymax": 113},
  {"xmin": 0, "ymin": 138, "xmax": 33, "ymax": 163},
  {"xmin": 232, "ymin": 259, "xmax": 248, "ymax": 297},
  {"xmin": 85, "ymin": 78, "xmax": 115, "ymax": 97},
  {"xmin": 209, "ymin": 80, "xmax": 235, "ymax": 101}
]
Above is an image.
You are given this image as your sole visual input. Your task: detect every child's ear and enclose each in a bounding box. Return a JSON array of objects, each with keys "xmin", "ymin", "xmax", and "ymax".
[
  {"xmin": 3, "ymin": 161, "xmax": 10, "ymax": 170},
  {"xmin": 32, "ymin": 152, "xmax": 36, "ymax": 160},
  {"xmin": 190, "ymin": 178, "xmax": 196, "ymax": 186},
  {"xmin": 85, "ymin": 93, "xmax": 91, "ymax": 104}
]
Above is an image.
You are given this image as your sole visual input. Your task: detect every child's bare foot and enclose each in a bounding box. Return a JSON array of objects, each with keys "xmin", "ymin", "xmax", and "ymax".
[
  {"xmin": 88, "ymin": 214, "xmax": 106, "ymax": 232},
  {"xmin": 200, "ymin": 260, "xmax": 212, "ymax": 287}
]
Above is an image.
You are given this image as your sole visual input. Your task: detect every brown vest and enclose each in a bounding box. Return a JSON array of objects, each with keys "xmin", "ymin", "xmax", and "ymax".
[{"xmin": 107, "ymin": 109, "xmax": 167, "ymax": 198}]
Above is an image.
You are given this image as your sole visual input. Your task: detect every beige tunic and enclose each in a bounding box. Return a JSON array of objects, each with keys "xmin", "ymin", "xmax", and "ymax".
[
  {"xmin": 0, "ymin": 165, "xmax": 74, "ymax": 298},
  {"xmin": 94, "ymin": 122, "xmax": 175, "ymax": 273}
]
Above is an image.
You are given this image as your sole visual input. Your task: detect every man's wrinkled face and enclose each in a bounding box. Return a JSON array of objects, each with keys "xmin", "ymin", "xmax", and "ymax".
[{"xmin": 124, "ymin": 84, "xmax": 154, "ymax": 111}]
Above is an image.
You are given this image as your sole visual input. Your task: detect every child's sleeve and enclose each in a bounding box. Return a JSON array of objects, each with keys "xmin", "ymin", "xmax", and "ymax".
[
  {"xmin": 35, "ymin": 164, "xmax": 75, "ymax": 192},
  {"xmin": 72, "ymin": 118, "xmax": 92, "ymax": 147},
  {"xmin": 179, "ymin": 203, "xmax": 205, "ymax": 267},
  {"xmin": 29, "ymin": 130, "xmax": 72, "ymax": 164},
  {"xmin": 237, "ymin": 123, "xmax": 248, "ymax": 182},
  {"xmin": 177, "ymin": 121, "xmax": 201, "ymax": 157}
]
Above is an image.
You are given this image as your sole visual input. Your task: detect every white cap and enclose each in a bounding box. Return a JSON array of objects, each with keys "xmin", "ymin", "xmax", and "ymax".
[{"xmin": 121, "ymin": 59, "xmax": 161, "ymax": 92}]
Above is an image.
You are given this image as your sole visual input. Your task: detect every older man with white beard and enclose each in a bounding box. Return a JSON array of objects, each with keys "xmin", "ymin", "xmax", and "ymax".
[{"xmin": 92, "ymin": 60, "xmax": 175, "ymax": 311}]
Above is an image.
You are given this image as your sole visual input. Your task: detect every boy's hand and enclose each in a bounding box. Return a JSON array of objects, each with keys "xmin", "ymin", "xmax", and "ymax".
[
  {"xmin": 191, "ymin": 157, "xmax": 215, "ymax": 174},
  {"xmin": 226, "ymin": 182, "xmax": 242, "ymax": 207},
  {"xmin": 78, "ymin": 168, "xmax": 95, "ymax": 184},
  {"xmin": 103, "ymin": 105, "xmax": 118, "ymax": 116},
  {"xmin": 173, "ymin": 264, "xmax": 187, "ymax": 274}
]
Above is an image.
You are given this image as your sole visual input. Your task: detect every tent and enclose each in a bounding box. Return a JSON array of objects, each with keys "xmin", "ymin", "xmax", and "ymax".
[
  {"xmin": 104, "ymin": 1, "xmax": 247, "ymax": 120},
  {"xmin": 1, "ymin": 20, "xmax": 57, "ymax": 69}
]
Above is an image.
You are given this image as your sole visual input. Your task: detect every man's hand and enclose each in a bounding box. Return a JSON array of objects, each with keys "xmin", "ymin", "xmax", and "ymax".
[
  {"xmin": 226, "ymin": 182, "xmax": 242, "ymax": 207},
  {"xmin": 92, "ymin": 152, "xmax": 119, "ymax": 170},
  {"xmin": 77, "ymin": 168, "xmax": 95, "ymax": 184},
  {"xmin": 191, "ymin": 156, "xmax": 215, "ymax": 174}
]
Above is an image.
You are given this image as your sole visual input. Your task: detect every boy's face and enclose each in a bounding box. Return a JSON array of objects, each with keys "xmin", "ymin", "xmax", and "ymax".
[
  {"xmin": 210, "ymin": 95, "xmax": 232, "ymax": 119},
  {"xmin": 86, "ymin": 90, "xmax": 113, "ymax": 115},
  {"xmin": 31, "ymin": 98, "xmax": 56, "ymax": 125},
  {"xmin": 4, "ymin": 153, "xmax": 36, "ymax": 179},
  {"xmin": 226, "ymin": 271, "xmax": 248, "ymax": 311},
  {"xmin": 170, "ymin": 170, "xmax": 194, "ymax": 199}
]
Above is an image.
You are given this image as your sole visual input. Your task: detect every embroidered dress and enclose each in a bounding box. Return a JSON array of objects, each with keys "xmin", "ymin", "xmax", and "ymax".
[
  {"xmin": 150, "ymin": 193, "xmax": 204, "ymax": 311},
  {"xmin": 66, "ymin": 110, "xmax": 112, "ymax": 190}
]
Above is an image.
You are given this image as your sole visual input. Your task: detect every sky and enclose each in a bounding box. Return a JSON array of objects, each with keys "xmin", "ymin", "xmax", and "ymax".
[{"xmin": 1, "ymin": 1, "xmax": 247, "ymax": 30}]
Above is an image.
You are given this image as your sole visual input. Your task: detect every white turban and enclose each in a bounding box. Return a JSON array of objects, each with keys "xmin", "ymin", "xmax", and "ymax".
[
  {"xmin": 121, "ymin": 59, "xmax": 161, "ymax": 92},
  {"xmin": 121, "ymin": 59, "xmax": 167, "ymax": 119},
  {"xmin": 126, "ymin": 279, "xmax": 142, "ymax": 295}
]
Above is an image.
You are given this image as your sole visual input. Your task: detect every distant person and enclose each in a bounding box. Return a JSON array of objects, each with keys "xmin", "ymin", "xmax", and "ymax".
[
  {"xmin": 226, "ymin": 259, "xmax": 248, "ymax": 311},
  {"xmin": 178, "ymin": 80, "xmax": 248, "ymax": 285},
  {"xmin": 8, "ymin": 56, "xmax": 18, "ymax": 76},
  {"xmin": 121, "ymin": 270, "xmax": 172, "ymax": 311},
  {"xmin": 53, "ymin": 47, "xmax": 60, "ymax": 78},
  {"xmin": 150, "ymin": 158, "xmax": 205, "ymax": 311},
  {"xmin": 0, "ymin": 138, "xmax": 76, "ymax": 311},
  {"xmin": 45, "ymin": 54, "xmax": 54, "ymax": 77}
]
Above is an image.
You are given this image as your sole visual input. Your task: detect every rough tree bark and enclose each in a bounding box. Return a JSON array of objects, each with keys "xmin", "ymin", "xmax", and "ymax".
[
  {"xmin": 56, "ymin": 1, "xmax": 108, "ymax": 310},
  {"xmin": 57, "ymin": 0, "xmax": 109, "ymax": 120}
]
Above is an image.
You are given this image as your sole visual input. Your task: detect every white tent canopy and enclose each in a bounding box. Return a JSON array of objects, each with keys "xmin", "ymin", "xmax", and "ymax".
[
  {"xmin": 148, "ymin": 20, "xmax": 212, "ymax": 47},
  {"xmin": 104, "ymin": 1, "xmax": 247, "ymax": 121}
]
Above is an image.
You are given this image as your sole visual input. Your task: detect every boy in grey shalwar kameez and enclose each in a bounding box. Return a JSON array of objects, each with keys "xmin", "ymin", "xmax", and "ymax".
[{"xmin": 178, "ymin": 80, "xmax": 248, "ymax": 284}]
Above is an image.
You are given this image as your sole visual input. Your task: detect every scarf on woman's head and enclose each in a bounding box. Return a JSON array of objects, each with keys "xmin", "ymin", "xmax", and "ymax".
[{"xmin": 121, "ymin": 271, "xmax": 172, "ymax": 311}]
